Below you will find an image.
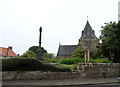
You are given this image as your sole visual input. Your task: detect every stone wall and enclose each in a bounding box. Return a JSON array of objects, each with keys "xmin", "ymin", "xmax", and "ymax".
[
  {"xmin": 2, "ymin": 71, "xmax": 82, "ymax": 80},
  {"xmin": 2, "ymin": 63, "xmax": 120, "ymax": 80},
  {"xmin": 77, "ymin": 63, "xmax": 120, "ymax": 78}
]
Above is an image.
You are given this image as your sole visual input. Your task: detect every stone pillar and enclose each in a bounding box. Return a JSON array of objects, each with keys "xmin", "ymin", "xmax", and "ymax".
[{"xmin": 84, "ymin": 49, "xmax": 90, "ymax": 63}]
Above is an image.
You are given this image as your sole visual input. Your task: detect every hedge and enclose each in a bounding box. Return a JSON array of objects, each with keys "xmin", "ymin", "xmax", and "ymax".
[
  {"xmin": 90, "ymin": 58, "xmax": 112, "ymax": 63},
  {"xmin": 60, "ymin": 58, "xmax": 84, "ymax": 65},
  {"xmin": 2, "ymin": 58, "xmax": 70, "ymax": 72},
  {"xmin": 44, "ymin": 58, "xmax": 58, "ymax": 63}
]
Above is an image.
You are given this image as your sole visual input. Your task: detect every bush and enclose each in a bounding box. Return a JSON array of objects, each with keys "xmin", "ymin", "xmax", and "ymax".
[
  {"xmin": 60, "ymin": 58, "xmax": 84, "ymax": 65},
  {"xmin": 90, "ymin": 51, "xmax": 99, "ymax": 59},
  {"xmin": 43, "ymin": 53, "xmax": 53, "ymax": 59},
  {"xmin": 2, "ymin": 58, "xmax": 70, "ymax": 72},
  {"xmin": 20, "ymin": 50, "xmax": 36, "ymax": 59},
  {"xmin": 90, "ymin": 58, "xmax": 112, "ymax": 63},
  {"xmin": 44, "ymin": 58, "xmax": 58, "ymax": 63},
  {"xmin": 60, "ymin": 57, "xmax": 112, "ymax": 64},
  {"xmin": 72, "ymin": 48, "xmax": 84, "ymax": 58}
]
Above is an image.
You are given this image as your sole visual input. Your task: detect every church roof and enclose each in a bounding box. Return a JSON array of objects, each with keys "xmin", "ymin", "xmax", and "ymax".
[
  {"xmin": 57, "ymin": 45, "xmax": 78, "ymax": 56},
  {"xmin": 80, "ymin": 21, "xmax": 98, "ymax": 39}
]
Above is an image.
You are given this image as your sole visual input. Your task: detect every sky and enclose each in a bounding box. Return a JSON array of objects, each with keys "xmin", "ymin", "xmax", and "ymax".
[{"xmin": 0, "ymin": 0, "xmax": 120, "ymax": 56}]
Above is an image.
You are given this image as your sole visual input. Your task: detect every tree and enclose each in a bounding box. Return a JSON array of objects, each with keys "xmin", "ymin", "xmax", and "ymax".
[
  {"xmin": 20, "ymin": 46, "xmax": 48, "ymax": 59},
  {"xmin": 21, "ymin": 50, "xmax": 36, "ymax": 58},
  {"xmin": 72, "ymin": 48, "xmax": 84, "ymax": 58},
  {"xmin": 28, "ymin": 46, "xmax": 47, "ymax": 55},
  {"xmin": 43, "ymin": 53, "xmax": 53, "ymax": 59},
  {"xmin": 90, "ymin": 51, "xmax": 99, "ymax": 59},
  {"xmin": 28, "ymin": 46, "xmax": 54, "ymax": 59},
  {"xmin": 100, "ymin": 21, "xmax": 120, "ymax": 62}
]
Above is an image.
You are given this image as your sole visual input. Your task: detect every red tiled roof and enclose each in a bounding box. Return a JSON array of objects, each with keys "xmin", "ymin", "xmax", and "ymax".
[{"xmin": 0, "ymin": 47, "xmax": 17, "ymax": 57}]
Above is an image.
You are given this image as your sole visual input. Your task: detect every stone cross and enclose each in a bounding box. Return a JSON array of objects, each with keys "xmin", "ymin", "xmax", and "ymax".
[
  {"xmin": 39, "ymin": 26, "xmax": 42, "ymax": 48},
  {"xmin": 37, "ymin": 26, "xmax": 43, "ymax": 60}
]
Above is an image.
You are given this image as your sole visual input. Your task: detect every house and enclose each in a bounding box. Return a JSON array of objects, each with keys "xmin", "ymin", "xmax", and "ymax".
[
  {"xmin": 0, "ymin": 46, "xmax": 17, "ymax": 58},
  {"xmin": 57, "ymin": 21, "xmax": 99, "ymax": 58}
]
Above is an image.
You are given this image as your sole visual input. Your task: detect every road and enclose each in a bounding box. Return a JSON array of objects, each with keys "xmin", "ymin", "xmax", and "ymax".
[
  {"xmin": 69, "ymin": 83, "xmax": 119, "ymax": 87},
  {"xmin": 1, "ymin": 83, "xmax": 120, "ymax": 87},
  {"xmin": 2, "ymin": 77, "xmax": 120, "ymax": 87}
]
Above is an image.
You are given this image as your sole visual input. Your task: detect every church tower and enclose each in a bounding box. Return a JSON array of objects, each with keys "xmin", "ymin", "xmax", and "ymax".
[
  {"xmin": 78, "ymin": 21, "xmax": 99, "ymax": 51},
  {"xmin": 57, "ymin": 20, "xmax": 99, "ymax": 58}
]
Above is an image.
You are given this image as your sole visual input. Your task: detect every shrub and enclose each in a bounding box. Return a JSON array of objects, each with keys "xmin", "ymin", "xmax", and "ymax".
[
  {"xmin": 44, "ymin": 58, "xmax": 58, "ymax": 63},
  {"xmin": 2, "ymin": 58, "xmax": 70, "ymax": 72},
  {"xmin": 72, "ymin": 48, "xmax": 84, "ymax": 58},
  {"xmin": 20, "ymin": 50, "xmax": 36, "ymax": 59},
  {"xmin": 90, "ymin": 51, "xmax": 99, "ymax": 59},
  {"xmin": 43, "ymin": 53, "xmax": 53, "ymax": 59},
  {"xmin": 60, "ymin": 58, "xmax": 84, "ymax": 65},
  {"xmin": 90, "ymin": 58, "xmax": 112, "ymax": 63}
]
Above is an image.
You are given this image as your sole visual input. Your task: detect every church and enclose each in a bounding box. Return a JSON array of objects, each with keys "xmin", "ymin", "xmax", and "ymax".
[{"xmin": 57, "ymin": 21, "xmax": 99, "ymax": 58}]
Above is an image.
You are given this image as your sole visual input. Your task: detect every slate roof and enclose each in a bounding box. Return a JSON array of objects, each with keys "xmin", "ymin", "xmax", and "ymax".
[
  {"xmin": 0, "ymin": 47, "xmax": 17, "ymax": 57},
  {"xmin": 80, "ymin": 21, "xmax": 98, "ymax": 39},
  {"xmin": 57, "ymin": 45, "xmax": 78, "ymax": 56}
]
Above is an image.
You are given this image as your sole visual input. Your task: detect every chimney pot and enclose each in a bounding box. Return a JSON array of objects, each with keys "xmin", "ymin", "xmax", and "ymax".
[{"xmin": 8, "ymin": 46, "xmax": 12, "ymax": 50}]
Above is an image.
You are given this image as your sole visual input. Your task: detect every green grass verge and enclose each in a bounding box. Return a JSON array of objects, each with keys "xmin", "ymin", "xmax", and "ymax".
[{"xmin": 60, "ymin": 64, "xmax": 77, "ymax": 70}]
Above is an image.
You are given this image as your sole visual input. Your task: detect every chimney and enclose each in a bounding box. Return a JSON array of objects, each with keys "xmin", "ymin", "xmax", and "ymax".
[
  {"xmin": 6, "ymin": 46, "xmax": 12, "ymax": 57},
  {"xmin": 8, "ymin": 46, "xmax": 12, "ymax": 50}
]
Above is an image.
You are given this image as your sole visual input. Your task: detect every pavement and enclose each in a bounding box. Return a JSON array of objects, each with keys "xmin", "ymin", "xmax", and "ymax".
[{"xmin": 2, "ymin": 77, "xmax": 120, "ymax": 87}]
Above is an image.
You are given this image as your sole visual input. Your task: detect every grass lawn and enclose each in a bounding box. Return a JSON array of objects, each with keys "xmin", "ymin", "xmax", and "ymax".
[{"xmin": 60, "ymin": 64, "xmax": 77, "ymax": 70}]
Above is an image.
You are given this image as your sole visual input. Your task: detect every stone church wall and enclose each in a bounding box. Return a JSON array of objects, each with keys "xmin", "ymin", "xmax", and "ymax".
[
  {"xmin": 2, "ymin": 63, "xmax": 120, "ymax": 80},
  {"xmin": 78, "ymin": 39, "xmax": 99, "ymax": 51}
]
